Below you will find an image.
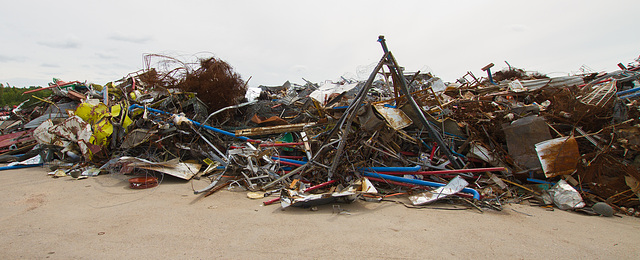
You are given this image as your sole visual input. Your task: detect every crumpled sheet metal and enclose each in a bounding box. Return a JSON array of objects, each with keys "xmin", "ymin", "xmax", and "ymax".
[
  {"xmin": 309, "ymin": 81, "xmax": 359, "ymax": 105},
  {"xmin": 34, "ymin": 117, "xmax": 96, "ymax": 160},
  {"xmin": 75, "ymin": 100, "xmax": 116, "ymax": 147},
  {"xmin": 280, "ymin": 178, "xmax": 377, "ymax": 208},
  {"xmin": 75, "ymin": 100, "xmax": 109, "ymax": 124},
  {"xmin": 118, "ymin": 157, "xmax": 202, "ymax": 180},
  {"xmin": 409, "ymin": 176, "xmax": 469, "ymax": 205},
  {"xmin": 544, "ymin": 179, "xmax": 585, "ymax": 210},
  {"xmin": 49, "ymin": 116, "xmax": 92, "ymax": 143},
  {"xmin": 109, "ymin": 104, "xmax": 133, "ymax": 129},
  {"xmin": 33, "ymin": 120, "xmax": 57, "ymax": 145},
  {"xmin": 90, "ymin": 117, "xmax": 113, "ymax": 147},
  {"xmin": 8, "ymin": 154, "xmax": 42, "ymax": 166}
]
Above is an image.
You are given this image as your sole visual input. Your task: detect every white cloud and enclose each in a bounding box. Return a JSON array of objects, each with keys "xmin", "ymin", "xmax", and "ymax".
[
  {"xmin": 37, "ymin": 38, "xmax": 81, "ymax": 49},
  {"xmin": 40, "ymin": 63, "xmax": 60, "ymax": 68},
  {"xmin": 507, "ymin": 24, "xmax": 528, "ymax": 32},
  {"xmin": 0, "ymin": 55, "xmax": 26, "ymax": 62},
  {"xmin": 108, "ymin": 32, "xmax": 153, "ymax": 44}
]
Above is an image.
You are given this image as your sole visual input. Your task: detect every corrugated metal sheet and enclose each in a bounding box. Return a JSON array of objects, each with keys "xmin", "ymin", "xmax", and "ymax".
[
  {"xmin": 24, "ymin": 102, "xmax": 78, "ymax": 129},
  {"xmin": 24, "ymin": 112, "xmax": 68, "ymax": 129},
  {"xmin": 519, "ymin": 76, "xmax": 584, "ymax": 91}
]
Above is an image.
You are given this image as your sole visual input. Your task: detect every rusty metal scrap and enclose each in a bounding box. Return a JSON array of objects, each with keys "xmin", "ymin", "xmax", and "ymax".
[{"xmin": 2, "ymin": 39, "xmax": 640, "ymax": 216}]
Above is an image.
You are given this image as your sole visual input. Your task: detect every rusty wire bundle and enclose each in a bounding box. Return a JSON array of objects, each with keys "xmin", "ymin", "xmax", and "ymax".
[{"xmin": 140, "ymin": 54, "xmax": 248, "ymax": 119}]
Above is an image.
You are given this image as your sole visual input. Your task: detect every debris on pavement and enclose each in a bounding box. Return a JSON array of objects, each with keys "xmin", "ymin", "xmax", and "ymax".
[{"xmin": 2, "ymin": 36, "xmax": 640, "ymax": 217}]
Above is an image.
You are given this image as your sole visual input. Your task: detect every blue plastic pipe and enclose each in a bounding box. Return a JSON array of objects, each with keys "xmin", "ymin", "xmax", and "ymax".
[
  {"xmin": 271, "ymin": 157, "xmax": 307, "ymax": 166},
  {"xmin": 526, "ymin": 178, "xmax": 555, "ymax": 185},
  {"xmin": 0, "ymin": 164, "xmax": 43, "ymax": 171},
  {"xmin": 363, "ymin": 171, "xmax": 481, "ymax": 200},
  {"xmin": 617, "ymin": 86, "xmax": 640, "ymax": 96},
  {"xmin": 619, "ymin": 91, "xmax": 640, "ymax": 100},
  {"xmin": 359, "ymin": 165, "xmax": 421, "ymax": 172},
  {"xmin": 129, "ymin": 104, "xmax": 259, "ymax": 143}
]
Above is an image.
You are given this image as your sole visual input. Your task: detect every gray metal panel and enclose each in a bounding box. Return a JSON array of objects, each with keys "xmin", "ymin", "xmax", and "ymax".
[{"xmin": 24, "ymin": 112, "xmax": 68, "ymax": 129}]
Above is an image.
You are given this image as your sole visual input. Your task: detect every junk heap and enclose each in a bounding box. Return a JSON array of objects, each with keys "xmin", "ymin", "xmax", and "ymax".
[{"xmin": 2, "ymin": 36, "xmax": 640, "ymax": 216}]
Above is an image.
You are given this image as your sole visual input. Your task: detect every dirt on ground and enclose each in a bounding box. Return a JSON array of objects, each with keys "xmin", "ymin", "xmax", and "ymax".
[{"xmin": 1, "ymin": 165, "xmax": 639, "ymax": 259}]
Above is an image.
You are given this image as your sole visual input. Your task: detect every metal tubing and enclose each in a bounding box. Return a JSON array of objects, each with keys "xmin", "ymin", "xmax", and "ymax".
[
  {"xmin": 0, "ymin": 164, "xmax": 43, "ymax": 171},
  {"xmin": 262, "ymin": 164, "xmax": 310, "ymax": 190},
  {"xmin": 263, "ymin": 197, "xmax": 280, "ymax": 205},
  {"xmin": 323, "ymin": 53, "xmax": 390, "ymax": 177},
  {"xmin": 617, "ymin": 86, "xmax": 640, "ymax": 96},
  {"xmin": 129, "ymin": 104, "xmax": 260, "ymax": 143},
  {"xmin": 373, "ymin": 167, "xmax": 506, "ymax": 175},
  {"xmin": 619, "ymin": 91, "xmax": 640, "ymax": 100},
  {"xmin": 362, "ymin": 171, "xmax": 480, "ymax": 200},
  {"xmin": 486, "ymin": 68, "xmax": 496, "ymax": 85},
  {"xmin": 276, "ymin": 155, "xmax": 306, "ymax": 160},
  {"xmin": 189, "ymin": 125, "xmax": 228, "ymax": 164},
  {"xmin": 303, "ymin": 180, "xmax": 337, "ymax": 192},
  {"xmin": 23, "ymin": 81, "xmax": 81, "ymax": 94},
  {"xmin": 202, "ymin": 100, "xmax": 257, "ymax": 126},
  {"xmin": 271, "ymin": 157, "xmax": 307, "ymax": 166},
  {"xmin": 366, "ymin": 176, "xmax": 418, "ymax": 188},
  {"xmin": 275, "ymin": 160, "xmax": 304, "ymax": 167},
  {"xmin": 359, "ymin": 165, "xmax": 421, "ymax": 172}
]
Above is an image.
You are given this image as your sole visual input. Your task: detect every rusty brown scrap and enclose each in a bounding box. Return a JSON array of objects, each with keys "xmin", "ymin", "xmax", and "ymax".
[{"xmin": 3, "ymin": 40, "xmax": 640, "ymax": 215}]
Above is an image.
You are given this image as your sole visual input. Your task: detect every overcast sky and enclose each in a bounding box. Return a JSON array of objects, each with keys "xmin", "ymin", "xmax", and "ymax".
[{"xmin": 2, "ymin": 0, "xmax": 639, "ymax": 88}]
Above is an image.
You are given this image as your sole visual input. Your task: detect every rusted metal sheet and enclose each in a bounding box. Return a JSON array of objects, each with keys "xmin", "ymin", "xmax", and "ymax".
[
  {"xmin": 235, "ymin": 122, "xmax": 316, "ymax": 137},
  {"xmin": 67, "ymin": 89, "xmax": 87, "ymax": 101},
  {"xmin": 373, "ymin": 104, "xmax": 413, "ymax": 130},
  {"xmin": 535, "ymin": 136, "xmax": 580, "ymax": 178}
]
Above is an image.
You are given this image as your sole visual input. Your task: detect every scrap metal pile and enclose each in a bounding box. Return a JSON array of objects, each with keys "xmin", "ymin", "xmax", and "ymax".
[{"xmin": 2, "ymin": 36, "xmax": 640, "ymax": 215}]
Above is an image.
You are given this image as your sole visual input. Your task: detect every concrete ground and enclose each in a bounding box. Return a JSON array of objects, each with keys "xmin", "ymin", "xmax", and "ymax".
[{"xmin": 1, "ymin": 165, "xmax": 639, "ymax": 259}]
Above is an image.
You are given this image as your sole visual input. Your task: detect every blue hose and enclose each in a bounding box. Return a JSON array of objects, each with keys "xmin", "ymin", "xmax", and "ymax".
[
  {"xmin": 271, "ymin": 157, "xmax": 307, "ymax": 165},
  {"xmin": 129, "ymin": 104, "xmax": 253, "ymax": 142},
  {"xmin": 0, "ymin": 164, "xmax": 43, "ymax": 171},
  {"xmin": 617, "ymin": 86, "xmax": 640, "ymax": 96},
  {"xmin": 363, "ymin": 171, "xmax": 480, "ymax": 200},
  {"xmin": 619, "ymin": 91, "xmax": 640, "ymax": 100},
  {"xmin": 359, "ymin": 165, "xmax": 421, "ymax": 172}
]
